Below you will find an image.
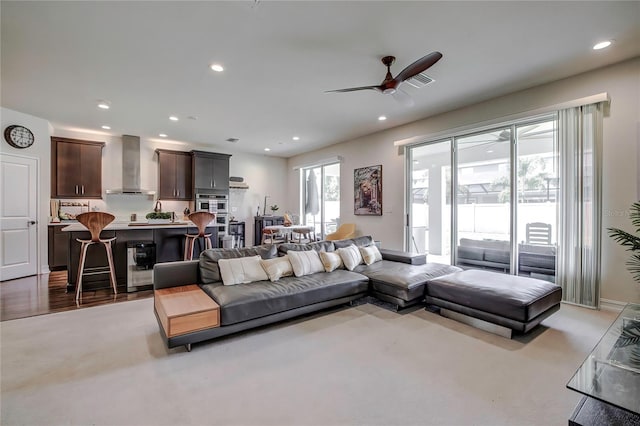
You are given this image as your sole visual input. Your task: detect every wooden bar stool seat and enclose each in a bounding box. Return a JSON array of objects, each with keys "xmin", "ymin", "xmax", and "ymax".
[
  {"xmin": 184, "ymin": 212, "xmax": 215, "ymax": 260},
  {"xmin": 75, "ymin": 212, "xmax": 118, "ymax": 301}
]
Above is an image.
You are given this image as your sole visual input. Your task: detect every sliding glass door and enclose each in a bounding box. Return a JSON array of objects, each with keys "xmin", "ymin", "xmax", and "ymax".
[
  {"xmin": 455, "ymin": 128, "xmax": 512, "ymax": 273},
  {"xmin": 406, "ymin": 115, "xmax": 557, "ymax": 281},
  {"xmin": 407, "ymin": 140, "xmax": 451, "ymax": 264},
  {"xmin": 302, "ymin": 163, "xmax": 340, "ymax": 240},
  {"xmin": 515, "ymin": 120, "xmax": 558, "ymax": 282}
]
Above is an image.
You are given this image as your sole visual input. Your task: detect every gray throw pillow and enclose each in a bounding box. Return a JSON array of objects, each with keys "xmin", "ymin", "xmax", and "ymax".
[{"xmin": 199, "ymin": 245, "xmax": 277, "ymax": 284}]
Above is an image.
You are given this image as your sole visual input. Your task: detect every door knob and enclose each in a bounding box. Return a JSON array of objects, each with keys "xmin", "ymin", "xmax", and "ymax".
[{"xmin": 28, "ymin": 220, "xmax": 36, "ymax": 225}]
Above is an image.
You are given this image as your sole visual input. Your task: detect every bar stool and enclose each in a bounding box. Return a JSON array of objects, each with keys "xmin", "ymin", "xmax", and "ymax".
[
  {"xmin": 75, "ymin": 212, "xmax": 117, "ymax": 301},
  {"xmin": 184, "ymin": 212, "xmax": 215, "ymax": 260}
]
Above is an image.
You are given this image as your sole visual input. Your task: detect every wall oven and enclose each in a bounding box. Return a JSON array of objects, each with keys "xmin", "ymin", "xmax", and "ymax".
[{"xmin": 195, "ymin": 193, "xmax": 228, "ymax": 214}]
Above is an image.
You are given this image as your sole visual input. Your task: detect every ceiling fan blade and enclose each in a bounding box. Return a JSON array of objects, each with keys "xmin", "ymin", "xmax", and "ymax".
[
  {"xmin": 391, "ymin": 88, "xmax": 414, "ymax": 107},
  {"xmin": 394, "ymin": 51, "xmax": 443, "ymax": 83},
  {"xmin": 325, "ymin": 85, "xmax": 382, "ymax": 93}
]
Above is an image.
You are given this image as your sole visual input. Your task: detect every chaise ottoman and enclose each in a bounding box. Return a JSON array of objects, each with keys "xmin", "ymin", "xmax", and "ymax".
[{"xmin": 425, "ymin": 269, "xmax": 562, "ymax": 338}]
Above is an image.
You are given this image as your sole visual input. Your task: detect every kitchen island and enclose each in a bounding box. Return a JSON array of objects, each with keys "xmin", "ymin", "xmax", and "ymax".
[{"xmin": 62, "ymin": 221, "xmax": 219, "ymax": 293}]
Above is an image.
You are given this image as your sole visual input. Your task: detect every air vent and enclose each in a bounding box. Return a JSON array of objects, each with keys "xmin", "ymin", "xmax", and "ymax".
[
  {"xmin": 226, "ymin": 138, "xmax": 239, "ymax": 143},
  {"xmin": 405, "ymin": 73, "xmax": 434, "ymax": 89}
]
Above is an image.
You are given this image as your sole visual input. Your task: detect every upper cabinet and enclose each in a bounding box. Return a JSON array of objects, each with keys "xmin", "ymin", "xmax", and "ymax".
[
  {"xmin": 51, "ymin": 137, "xmax": 104, "ymax": 199},
  {"xmin": 192, "ymin": 151, "xmax": 231, "ymax": 191},
  {"xmin": 156, "ymin": 149, "xmax": 193, "ymax": 200}
]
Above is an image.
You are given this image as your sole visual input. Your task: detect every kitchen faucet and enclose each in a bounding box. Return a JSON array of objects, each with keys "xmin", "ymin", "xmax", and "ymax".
[{"xmin": 154, "ymin": 200, "xmax": 162, "ymax": 212}]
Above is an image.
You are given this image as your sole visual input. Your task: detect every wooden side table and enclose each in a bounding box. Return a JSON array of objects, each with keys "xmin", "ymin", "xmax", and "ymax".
[{"xmin": 154, "ymin": 285, "xmax": 220, "ymax": 351}]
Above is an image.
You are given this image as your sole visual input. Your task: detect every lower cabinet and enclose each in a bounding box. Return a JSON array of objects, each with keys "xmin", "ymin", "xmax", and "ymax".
[{"xmin": 48, "ymin": 226, "xmax": 69, "ymax": 270}]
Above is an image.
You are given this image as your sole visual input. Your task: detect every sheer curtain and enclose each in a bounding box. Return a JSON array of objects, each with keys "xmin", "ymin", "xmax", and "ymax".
[{"xmin": 557, "ymin": 103, "xmax": 604, "ymax": 307}]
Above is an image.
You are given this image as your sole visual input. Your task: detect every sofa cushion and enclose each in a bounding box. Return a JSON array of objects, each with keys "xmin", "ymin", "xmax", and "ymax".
[
  {"xmin": 200, "ymin": 270, "xmax": 370, "ymax": 325},
  {"xmin": 277, "ymin": 240, "xmax": 335, "ymax": 256},
  {"xmin": 288, "ymin": 250, "xmax": 325, "ymax": 277},
  {"xmin": 426, "ymin": 269, "xmax": 562, "ymax": 322},
  {"xmin": 359, "ymin": 245, "xmax": 382, "ymax": 265},
  {"xmin": 354, "ymin": 261, "xmax": 462, "ymax": 302},
  {"xmin": 199, "ymin": 245, "xmax": 277, "ymax": 284},
  {"xmin": 379, "ymin": 249, "xmax": 426, "ymax": 265},
  {"xmin": 333, "ymin": 235, "xmax": 374, "ymax": 249},
  {"xmin": 218, "ymin": 256, "xmax": 269, "ymax": 286},
  {"xmin": 319, "ymin": 251, "xmax": 344, "ymax": 272},
  {"xmin": 260, "ymin": 256, "xmax": 294, "ymax": 282},
  {"xmin": 337, "ymin": 244, "xmax": 364, "ymax": 271}
]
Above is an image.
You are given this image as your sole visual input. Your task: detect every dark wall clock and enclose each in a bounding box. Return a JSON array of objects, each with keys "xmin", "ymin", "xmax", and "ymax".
[{"xmin": 4, "ymin": 125, "xmax": 35, "ymax": 149}]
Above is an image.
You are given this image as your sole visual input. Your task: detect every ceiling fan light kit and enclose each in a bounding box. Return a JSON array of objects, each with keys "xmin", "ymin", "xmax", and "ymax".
[{"xmin": 326, "ymin": 51, "xmax": 443, "ymax": 104}]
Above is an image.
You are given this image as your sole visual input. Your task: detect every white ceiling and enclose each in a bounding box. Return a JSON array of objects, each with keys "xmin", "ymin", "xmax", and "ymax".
[{"xmin": 2, "ymin": 1, "xmax": 639, "ymax": 158}]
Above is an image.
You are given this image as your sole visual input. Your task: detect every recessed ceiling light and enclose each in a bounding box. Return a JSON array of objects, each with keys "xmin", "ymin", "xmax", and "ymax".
[
  {"xmin": 101, "ymin": 125, "xmax": 111, "ymax": 130},
  {"xmin": 97, "ymin": 101, "xmax": 110, "ymax": 110},
  {"xmin": 264, "ymin": 148, "xmax": 271, "ymax": 152},
  {"xmin": 593, "ymin": 40, "xmax": 612, "ymax": 50},
  {"xmin": 159, "ymin": 133, "xmax": 167, "ymax": 138},
  {"xmin": 487, "ymin": 150, "xmax": 494, "ymax": 153},
  {"xmin": 378, "ymin": 115, "xmax": 387, "ymax": 121},
  {"xmin": 292, "ymin": 136, "xmax": 300, "ymax": 141},
  {"xmin": 169, "ymin": 116, "xmax": 179, "ymax": 121},
  {"xmin": 413, "ymin": 160, "xmax": 419, "ymax": 164},
  {"xmin": 210, "ymin": 64, "xmax": 224, "ymax": 72}
]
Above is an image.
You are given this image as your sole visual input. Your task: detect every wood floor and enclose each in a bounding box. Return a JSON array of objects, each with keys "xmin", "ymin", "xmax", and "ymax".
[{"xmin": 0, "ymin": 271, "xmax": 153, "ymax": 322}]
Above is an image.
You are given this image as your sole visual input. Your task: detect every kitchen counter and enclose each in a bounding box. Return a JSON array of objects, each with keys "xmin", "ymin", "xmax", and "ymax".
[
  {"xmin": 60, "ymin": 221, "xmax": 219, "ymax": 231},
  {"xmin": 63, "ymin": 221, "xmax": 221, "ymax": 293},
  {"xmin": 49, "ymin": 221, "xmax": 78, "ymax": 226}
]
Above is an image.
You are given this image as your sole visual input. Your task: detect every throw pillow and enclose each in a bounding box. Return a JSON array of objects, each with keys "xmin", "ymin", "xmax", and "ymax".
[
  {"xmin": 199, "ymin": 245, "xmax": 277, "ymax": 284},
  {"xmin": 359, "ymin": 245, "xmax": 382, "ymax": 265},
  {"xmin": 337, "ymin": 244, "xmax": 364, "ymax": 271},
  {"xmin": 260, "ymin": 256, "xmax": 294, "ymax": 282},
  {"xmin": 218, "ymin": 255, "xmax": 269, "ymax": 286},
  {"xmin": 287, "ymin": 249, "xmax": 325, "ymax": 277},
  {"xmin": 319, "ymin": 251, "xmax": 344, "ymax": 272}
]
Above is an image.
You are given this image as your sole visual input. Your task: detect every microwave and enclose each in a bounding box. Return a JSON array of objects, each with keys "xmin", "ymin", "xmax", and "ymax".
[{"xmin": 196, "ymin": 193, "xmax": 228, "ymax": 213}]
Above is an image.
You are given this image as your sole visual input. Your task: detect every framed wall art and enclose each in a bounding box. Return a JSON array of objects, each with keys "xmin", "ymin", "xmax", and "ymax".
[{"xmin": 354, "ymin": 165, "xmax": 382, "ymax": 216}]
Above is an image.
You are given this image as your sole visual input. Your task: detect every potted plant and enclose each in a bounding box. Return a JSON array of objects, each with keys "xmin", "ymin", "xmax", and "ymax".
[
  {"xmin": 607, "ymin": 201, "xmax": 640, "ymax": 283},
  {"xmin": 146, "ymin": 212, "xmax": 172, "ymax": 224},
  {"xmin": 270, "ymin": 205, "xmax": 279, "ymax": 214}
]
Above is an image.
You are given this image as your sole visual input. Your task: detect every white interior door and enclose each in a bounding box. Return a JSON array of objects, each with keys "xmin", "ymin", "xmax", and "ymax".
[{"xmin": 0, "ymin": 154, "xmax": 38, "ymax": 281}]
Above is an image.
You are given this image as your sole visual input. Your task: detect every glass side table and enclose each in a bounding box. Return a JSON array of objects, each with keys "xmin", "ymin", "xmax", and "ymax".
[{"xmin": 567, "ymin": 303, "xmax": 640, "ymax": 424}]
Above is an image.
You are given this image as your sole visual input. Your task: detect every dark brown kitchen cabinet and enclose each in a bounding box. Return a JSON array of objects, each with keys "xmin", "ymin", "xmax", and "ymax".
[
  {"xmin": 156, "ymin": 149, "xmax": 193, "ymax": 200},
  {"xmin": 192, "ymin": 151, "xmax": 231, "ymax": 191},
  {"xmin": 48, "ymin": 225, "xmax": 69, "ymax": 270},
  {"xmin": 51, "ymin": 137, "xmax": 104, "ymax": 198}
]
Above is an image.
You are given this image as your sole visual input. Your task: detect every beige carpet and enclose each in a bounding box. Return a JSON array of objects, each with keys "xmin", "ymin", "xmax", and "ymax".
[{"xmin": 0, "ymin": 298, "xmax": 616, "ymax": 426}]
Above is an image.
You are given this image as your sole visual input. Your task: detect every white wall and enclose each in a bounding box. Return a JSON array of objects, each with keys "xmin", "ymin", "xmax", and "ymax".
[
  {"xmin": 287, "ymin": 57, "xmax": 640, "ymax": 304},
  {"xmin": 0, "ymin": 108, "xmax": 52, "ymax": 274}
]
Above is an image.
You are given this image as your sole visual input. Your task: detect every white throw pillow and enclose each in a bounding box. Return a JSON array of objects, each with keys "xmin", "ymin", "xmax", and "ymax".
[
  {"xmin": 337, "ymin": 244, "xmax": 364, "ymax": 271},
  {"xmin": 319, "ymin": 251, "xmax": 344, "ymax": 272},
  {"xmin": 218, "ymin": 255, "xmax": 269, "ymax": 286},
  {"xmin": 359, "ymin": 245, "xmax": 382, "ymax": 265},
  {"xmin": 287, "ymin": 250, "xmax": 325, "ymax": 277},
  {"xmin": 260, "ymin": 256, "xmax": 294, "ymax": 282}
]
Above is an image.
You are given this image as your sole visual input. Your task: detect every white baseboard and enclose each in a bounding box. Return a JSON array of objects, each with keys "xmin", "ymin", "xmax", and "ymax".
[{"xmin": 599, "ymin": 298, "xmax": 627, "ymax": 312}]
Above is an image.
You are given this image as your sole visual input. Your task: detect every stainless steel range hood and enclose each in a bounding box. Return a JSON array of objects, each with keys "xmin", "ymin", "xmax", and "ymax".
[{"xmin": 106, "ymin": 135, "xmax": 155, "ymax": 195}]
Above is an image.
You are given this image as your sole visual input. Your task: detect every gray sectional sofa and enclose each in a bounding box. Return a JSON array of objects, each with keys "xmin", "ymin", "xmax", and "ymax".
[{"xmin": 153, "ymin": 236, "xmax": 460, "ymax": 349}]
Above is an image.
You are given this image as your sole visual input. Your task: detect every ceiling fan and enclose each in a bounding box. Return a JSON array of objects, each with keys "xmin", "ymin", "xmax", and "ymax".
[{"xmin": 325, "ymin": 51, "xmax": 443, "ymax": 106}]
